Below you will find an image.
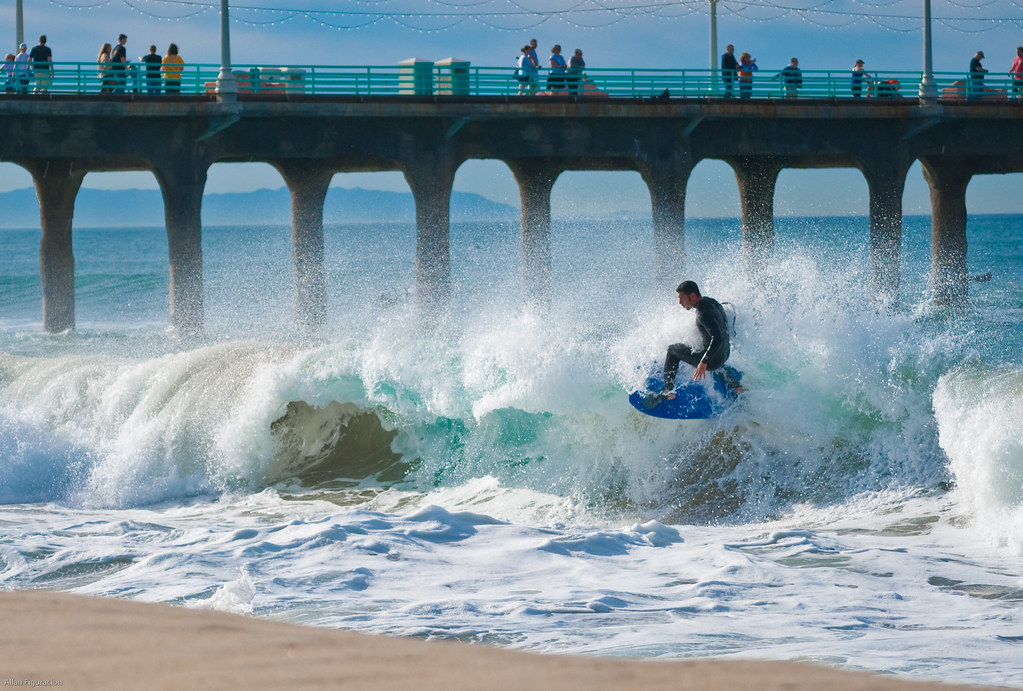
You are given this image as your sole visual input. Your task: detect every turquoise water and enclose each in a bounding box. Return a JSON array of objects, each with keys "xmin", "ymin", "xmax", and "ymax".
[{"xmin": 0, "ymin": 215, "xmax": 1021, "ymax": 686}]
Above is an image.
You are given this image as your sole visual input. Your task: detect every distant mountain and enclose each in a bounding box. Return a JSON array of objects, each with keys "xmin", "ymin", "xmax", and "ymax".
[{"xmin": 0, "ymin": 186, "xmax": 517, "ymax": 229}]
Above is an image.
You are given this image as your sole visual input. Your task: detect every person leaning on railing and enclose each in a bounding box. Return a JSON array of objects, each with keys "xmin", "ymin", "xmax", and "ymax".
[{"xmin": 162, "ymin": 44, "xmax": 184, "ymax": 94}]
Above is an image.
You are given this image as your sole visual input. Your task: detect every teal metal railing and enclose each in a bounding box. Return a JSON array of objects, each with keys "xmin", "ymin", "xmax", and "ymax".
[{"xmin": 4, "ymin": 62, "xmax": 1022, "ymax": 101}]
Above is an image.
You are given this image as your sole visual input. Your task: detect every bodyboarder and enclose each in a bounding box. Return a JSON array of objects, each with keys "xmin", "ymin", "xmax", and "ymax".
[{"xmin": 664, "ymin": 280, "xmax": 743, "ymax": 398}]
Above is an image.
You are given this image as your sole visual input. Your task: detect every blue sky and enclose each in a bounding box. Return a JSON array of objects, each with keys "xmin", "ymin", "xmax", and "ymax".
[{"xmin": 4, "ymin": 0, "xmax": 1023, "ymax": 217}]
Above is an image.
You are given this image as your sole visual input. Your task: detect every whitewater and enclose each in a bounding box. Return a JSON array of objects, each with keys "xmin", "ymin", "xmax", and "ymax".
[{"xmin": 0, "ymin": 215, "xmax": 1021, "ymax": 687}]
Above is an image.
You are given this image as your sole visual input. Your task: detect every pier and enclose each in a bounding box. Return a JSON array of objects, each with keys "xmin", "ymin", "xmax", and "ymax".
[{"xmin": 3, "ymin": 93, "xmax": 1022, "ymax": 333}]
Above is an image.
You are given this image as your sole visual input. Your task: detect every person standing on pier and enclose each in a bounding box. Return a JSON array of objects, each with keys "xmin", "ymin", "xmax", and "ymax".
[
  {"xmin": 527, "ymin": 39, "xmax": 540, "ymax": 93},
  {"xmin": 738, "ymin": 52, "xmax": 757, "ymax": 99},
  {"xmin": 3, "ymin": 53, "xmax": 16, "ymax": 94},
  {"xmin": 141, "ymin": 45, "xmax": 162, "ymax": 94},
  {"xmin": 548, "ymin": 44, "xmax": 567, "ymax": 91},
  {"xmin": 968, "ymin": 50, "xmax": 987, "ymax": 102},
  {"xmin": 850, "ymin": 59, "xmax": 871, "ymax": 97},
  {"xmin": 14, "ymin": 43, "xmax": 32, "ymax": 95},
  {"xmin": 779, "ymin": 57, "xmax": 802, "ymax": 98},
  {"xmin": 568, "ymin": 48, "xmax": 585, "ymax": 95},
  {"xmin": 111, "ymin": 34, "xmax": 128, "ymax": 94},
  {"xmin": 97, "ymin": 43, "xmax": 113, "ymax": 93},
  {"xmin": 162, "ymin": 44, "xmax": 184, "ymax": 94},
  {"xmin": 29, "ymin": 36, "xmax": 52, "ymax": 94},
  {"xmin": 1010, "ymin": 46, "xmax": 1023, "ymax": 99},
  {"xmin": 721, "ymin": 44, "xmax": 738, "ymax": 98},
  {"xmin": 516, "ymin": 45, "xmax": 535, "ymax": 95}
]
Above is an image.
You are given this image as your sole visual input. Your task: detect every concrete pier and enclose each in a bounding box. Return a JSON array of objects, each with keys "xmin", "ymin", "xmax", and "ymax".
[
  {"xmin": 728, "ymin": 157, "xmax": 781, "ymax": 273},
  {"xmin": 861, "ymin": 156, "xmax": 912, "ymax": 306},
  {"xmin": 2, "ymin": 96, "xmax": 1021, "ymax": 332},
  {"xmin": 921, "ymin": 159, "xmax": 972, "ymax": 307},
  {"xmin": 154, "ymin": 156, "xmax": 208, "ymax": 337},
  {"xmin": 508, "ymin": 159, "xmax": 559, "ymax": 307},
  {"xmin": 275, "ymin": 162, "xmax": 331, "ymax": 329},
  {"xmin": 403, "ymin": 153, "xmax": 457, "ymax": 314},
  {"xmin": 638, "ymin": 157, "xmax": 691, "ymax": 289},
  {"xmin": 28, "ymin": 160, "xmax": 85, "ymax": 333}
]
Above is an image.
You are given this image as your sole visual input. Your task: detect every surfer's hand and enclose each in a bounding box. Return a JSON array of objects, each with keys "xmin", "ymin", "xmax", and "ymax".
[
  {"xmin": 666, "ymin": 393, "xmax": 676, "ymax": 400},
  {"xmin": 693, "ymin": 362, "xmax": 707, "ymax": 381}
]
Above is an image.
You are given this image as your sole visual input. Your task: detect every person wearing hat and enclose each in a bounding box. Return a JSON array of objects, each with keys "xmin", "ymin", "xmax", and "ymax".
[
  {"xmin": 13, "ymin": 42, "xmax": 32, "ymax": 94},
  {"xmin": 968, "ymin": 50, "xmax": 987, "ymax": 102},
  {"xmin": 850, "ymin": 59, "xmax": 871, "ymax": 98}
]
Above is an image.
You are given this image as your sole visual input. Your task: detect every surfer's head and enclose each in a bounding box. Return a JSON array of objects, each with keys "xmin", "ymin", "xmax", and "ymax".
[
  {"xmin": 676, "ymin": 280, "xmax": 701, "ymax": 297},
  {"xmin": 676, "ymin": 280, "xmax": 701, "ymax": 310}
]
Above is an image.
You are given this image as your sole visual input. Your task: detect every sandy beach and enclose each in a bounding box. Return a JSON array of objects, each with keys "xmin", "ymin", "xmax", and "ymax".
[{"xmin": 0, "ymin": 590, "xmax": 1002, "ymax": 690}]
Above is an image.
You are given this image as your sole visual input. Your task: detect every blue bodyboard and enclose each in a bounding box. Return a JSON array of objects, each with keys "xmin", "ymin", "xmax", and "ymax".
[{"xmin": 628, "ymin": 364, "xmax": 742, "ymax": 420}]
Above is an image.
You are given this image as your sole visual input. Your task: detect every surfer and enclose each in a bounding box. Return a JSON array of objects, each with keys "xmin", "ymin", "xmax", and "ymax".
[{"xmin": 665, "ymin": 280, "xmax": 743, "ymax": 397}]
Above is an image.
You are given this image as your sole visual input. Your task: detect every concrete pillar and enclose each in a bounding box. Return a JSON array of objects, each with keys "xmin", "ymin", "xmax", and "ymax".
[
  {"xmin": 28, "ymin": 161, "xmax": 86, "ymax": 333},
  {"xmin": 729, "ymin": 158, "xmax": 781, "ymax": 272},
  {"xmin": 507, "ymin": 159, "xmax": 560, "ymax": 308},
  {"xmin": 641, "ymin": 164, "xmax": 691, "ymax": 288},
  {"xmin": 154, "ymin": 160, "xmax": 208, "ymax": 336},
  {"xmin": 921, "ymin": 160, "xmax": 972, "ymax": 307},
  {"xmin": 274, "ymin": 162, "xmax": 332, "ymax": 330},
  {"xmin": 861, "ymin": 158, "xmax": 909, "ymax": 306},
  {"xmin": 403, "ymin": 154, "xmax": 457, "ymax": 313}
]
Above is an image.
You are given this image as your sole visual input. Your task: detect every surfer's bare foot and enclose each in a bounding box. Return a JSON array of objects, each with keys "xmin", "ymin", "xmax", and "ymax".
[{"xmin": 666, "ymin": 393, "xmax": 676, "ymax": 400}]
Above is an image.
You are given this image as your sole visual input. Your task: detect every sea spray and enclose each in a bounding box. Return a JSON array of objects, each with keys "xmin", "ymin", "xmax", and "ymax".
[
  {"xmin": 934, "ymin": 364, "xmax": 1023, "ymax": 552},
  {"xmin": 0, "ymin": 239, "xmax": 960, "ymax": 519},
  {"xmin": 2, "ymin": 217, "xmax": 1023, "ymax": 686}
]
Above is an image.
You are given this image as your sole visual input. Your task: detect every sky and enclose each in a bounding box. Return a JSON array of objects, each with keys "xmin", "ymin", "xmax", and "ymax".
[{"xmin": 4, "ymin": 0, "xmax": 1023, "ymax": 218}]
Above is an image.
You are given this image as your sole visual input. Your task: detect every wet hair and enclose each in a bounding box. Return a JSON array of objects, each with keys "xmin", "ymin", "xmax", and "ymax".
[{"xmin": 676, "ymin": 280, "xmax": 701, "ymax": 296}]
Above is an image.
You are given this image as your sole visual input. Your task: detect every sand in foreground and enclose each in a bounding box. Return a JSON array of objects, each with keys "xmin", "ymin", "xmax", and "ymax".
[{"xmin": 0, "ymin": 590, "xmax": 1003, "ymax": 690}]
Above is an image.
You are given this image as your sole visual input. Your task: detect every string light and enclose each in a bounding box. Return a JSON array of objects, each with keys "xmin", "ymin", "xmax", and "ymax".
[{"xmin": 45, "ymin": 0, "xmax": 1023, "ymax": 33}]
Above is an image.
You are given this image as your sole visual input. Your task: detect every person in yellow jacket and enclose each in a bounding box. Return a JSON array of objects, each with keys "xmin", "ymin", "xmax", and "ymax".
[{"xmin": 162, "ymin": 43, "xmax": 184, "ymax": 94}]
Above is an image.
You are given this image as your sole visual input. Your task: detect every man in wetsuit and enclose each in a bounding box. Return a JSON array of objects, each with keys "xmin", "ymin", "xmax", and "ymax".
[{"xmin": 664, "ymin": 280, "xmax": 740, "ymax": 396}]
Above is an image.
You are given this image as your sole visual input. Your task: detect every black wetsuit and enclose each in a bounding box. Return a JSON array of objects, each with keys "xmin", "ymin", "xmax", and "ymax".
[{"xmin": 664, "ymin": 296, "xmax": 730, "ymax": 390}]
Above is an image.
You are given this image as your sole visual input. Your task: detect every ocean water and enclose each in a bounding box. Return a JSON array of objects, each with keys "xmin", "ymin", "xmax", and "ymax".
[{"xmin": 1, "ymin": 214, "xmax": 1021, "ymax": 686}]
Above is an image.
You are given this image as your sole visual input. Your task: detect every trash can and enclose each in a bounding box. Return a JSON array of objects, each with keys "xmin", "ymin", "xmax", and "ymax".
[
  {"xmin": 398, "ymin": 58, "xmax": 434, "ymax": 95},
  {"xmin": 435, "ymin": 58, "xmax": 470, "ymax": 95}
]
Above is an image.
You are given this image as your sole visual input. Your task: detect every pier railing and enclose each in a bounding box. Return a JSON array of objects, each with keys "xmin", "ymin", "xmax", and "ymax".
[{"xmin": 5, "ymin": 62, "xmax": 1022, "ymax": 101}]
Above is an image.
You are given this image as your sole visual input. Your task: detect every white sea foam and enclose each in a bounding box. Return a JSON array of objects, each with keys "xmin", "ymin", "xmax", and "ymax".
[
  {"xmin": 935, "ymin": 364, "xmax": 1023, "ymax": 552},
  {"xmin": 2, "ymin": 218, "xmax": 1022, "ymax": 687}
]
